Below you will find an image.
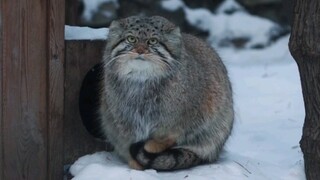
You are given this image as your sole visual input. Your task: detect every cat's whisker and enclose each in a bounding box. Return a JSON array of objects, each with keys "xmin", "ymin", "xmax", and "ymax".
[
  {"xmin": 103, "ymin": 58, "xmax": 118, "ymax": 68},
  {"xmin": 151, "ymin": 58, "xmax": 170, "ymax": 71},
  {"xmin": 104, "ymin": 54, "xmax": 127, "ymax": 67},
  {"xmin": 167, "ymin": 57, "xmax": 182, "ymax": 66},
  {"xmin": 160, "ymin": 59, "xmax": 173, "ymax": 69},
  {"xmin": 148, "ymin": 55, "xmax": 171, "ymax": 68},
  {"xmin": 157, "ymin": 56, "xmax": 181, "ymax": 71}
]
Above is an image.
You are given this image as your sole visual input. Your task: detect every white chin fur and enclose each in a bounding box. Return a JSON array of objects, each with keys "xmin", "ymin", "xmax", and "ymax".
[{"xmin": 118, "ymin": 59, "xmax": 165, "ymax": 81}]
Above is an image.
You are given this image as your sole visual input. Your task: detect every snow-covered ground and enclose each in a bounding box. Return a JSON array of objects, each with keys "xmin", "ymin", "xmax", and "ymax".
[{"xmin": 67, "ymin": 0, "xmax": 305, "ymax": 179}]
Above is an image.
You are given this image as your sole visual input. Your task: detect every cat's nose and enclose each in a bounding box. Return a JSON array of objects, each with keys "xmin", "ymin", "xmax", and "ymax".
[{"xmin": 134, "ymin": 43, "xmax": 148, "ymax": 54}]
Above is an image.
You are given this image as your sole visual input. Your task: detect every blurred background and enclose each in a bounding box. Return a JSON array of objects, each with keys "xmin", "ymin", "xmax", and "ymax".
[{"xmin": 66, "ymin": 0, "xmax": 292, "ymax": 50}]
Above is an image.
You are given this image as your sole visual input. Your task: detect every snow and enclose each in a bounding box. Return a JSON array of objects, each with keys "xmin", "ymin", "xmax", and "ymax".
[
  {"xmin": 161, "ymin": 0, "xmax": 184, "ymax": 11},
  {"xmin": 65, "ymin": 25, "xmax": 108, "ymax": 40},
  {"xmin": 82, "ymin": 0, "xmax": 118, "ymax": 21},
  {"xmin": 216, "ymin": 0, "xmax": 244, "ymax": 14},
  {"xmin": 69, "ymin": 0, "xmax": 305, "ymax": 179},
  {"xmin": 162, "ymin": 0, "xmax": 280, "ymax": 49},
  {"xmin": 218, "ymin": 35, "xmax": 293, "ymax": 66}
]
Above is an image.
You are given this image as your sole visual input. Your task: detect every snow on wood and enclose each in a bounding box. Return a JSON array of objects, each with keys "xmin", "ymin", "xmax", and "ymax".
[{"xmin": 65, "ymin": 25, "xmax": 109, "ymax": 40}]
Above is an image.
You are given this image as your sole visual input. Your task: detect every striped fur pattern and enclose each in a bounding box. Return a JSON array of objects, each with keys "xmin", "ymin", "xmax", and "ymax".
[{"xmin": 99, "ymin": 16, "xmax": 234, "ymax": 171}]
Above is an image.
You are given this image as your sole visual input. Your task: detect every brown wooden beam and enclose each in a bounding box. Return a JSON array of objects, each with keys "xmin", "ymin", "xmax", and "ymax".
[
  {"xmin": 65, "ymin": 0, "xmax": 82, "ymax": 25},
  {"xmin": 47, "ymin": 0, "xmax": 65, "ymax": 179},
  {"xmin": 1, "ymin": 0, "xmax": 48, "ymax": 179},
  {"xmin": 0, "ymin": 0, "xmax": 3, "ymax": 178},
  {"xmin": 1, "ymin": 0, "xmax": 66, "ymax": 179}
]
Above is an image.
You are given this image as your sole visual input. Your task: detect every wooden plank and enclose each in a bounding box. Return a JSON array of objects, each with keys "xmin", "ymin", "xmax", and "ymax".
[
  {"xmin": 1, "ymin": 0, "xmax": 48, "ymax": 179},
  {"xmin": 0, "ymin": 0, "xmax": 3, "ymax": 178},
  {"xmin": 65, "ymin": 0, "xmax": 82, "ymax": 25},
  {"xmin": 64, "ymin": 40, "xmax": 110, "ymax": 165},
  {"xmin": 47, "ymin": 0, "xmax": 65, "ymax": 179}
]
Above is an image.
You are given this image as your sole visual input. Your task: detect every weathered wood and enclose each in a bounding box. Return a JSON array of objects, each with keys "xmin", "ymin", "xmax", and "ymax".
[
  {"xmin": 0, "ymin": 0, "xmax": 3, "ymax": 178},
  {"xmin": 296, "ymin": 61, "xmax": 320, "ymax": 180},
  {"xmin": 1, "ymin": 0, "xmax": 48, "ymax": 179},
  {"xmin": 48, "ymin": 0, "xmax": 65, "ymax": 179},
  {"xmin": 65, "ymin": 0, "xmax": 82, "ymax": 25},
  {"xmin": 289, "ymin": 0, "xmax": 320, "ymax": 179},
  {"xmin": 64, "ymin": 40, "xmax": 110, "ymax": 165}
]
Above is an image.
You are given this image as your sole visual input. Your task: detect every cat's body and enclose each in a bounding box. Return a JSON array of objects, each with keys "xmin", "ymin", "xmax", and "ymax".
[{"xmin": 99, "ymin": 16, "xmax": 234, "ymax": 171}]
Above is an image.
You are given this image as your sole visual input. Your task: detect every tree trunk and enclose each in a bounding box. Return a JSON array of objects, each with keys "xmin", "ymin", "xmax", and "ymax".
[{"xmin": 289, "ymin": 0, "xmax": 320, "ymax": 180}]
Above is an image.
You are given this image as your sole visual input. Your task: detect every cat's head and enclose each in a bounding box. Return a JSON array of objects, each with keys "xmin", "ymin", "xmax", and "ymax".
[{"xmin": 104, "ymin": 16, "xmax": 182, "ymax": 81}]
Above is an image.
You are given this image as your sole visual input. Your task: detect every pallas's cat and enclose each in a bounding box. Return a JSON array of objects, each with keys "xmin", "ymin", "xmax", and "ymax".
[{"xmin": 99, "ymin": 16, "xmax": 234, "ymax": 171}]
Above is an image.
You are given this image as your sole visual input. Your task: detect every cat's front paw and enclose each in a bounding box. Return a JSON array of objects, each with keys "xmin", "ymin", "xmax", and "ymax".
[
  {"xmin": 128, "ymin": 159, "xmax": 144, "ymax": 170},
  {"xmin": 130, "ymin": 141, "xmax": 158, "ymax": 168},
  {"xmin": 144, "ymin": 139, "xmax": 172, "ymax": 153}
]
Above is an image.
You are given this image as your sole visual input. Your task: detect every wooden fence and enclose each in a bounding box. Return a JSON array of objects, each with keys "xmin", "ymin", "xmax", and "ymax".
[{"xmin": 0, "ymin": 1, "xmax": 109, "ymax": 179}]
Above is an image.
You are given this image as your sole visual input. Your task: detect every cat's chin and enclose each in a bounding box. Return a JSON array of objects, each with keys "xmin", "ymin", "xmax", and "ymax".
[{"xmin": 116, "ymin": 58, "xmax": 167, "ymax": 81}]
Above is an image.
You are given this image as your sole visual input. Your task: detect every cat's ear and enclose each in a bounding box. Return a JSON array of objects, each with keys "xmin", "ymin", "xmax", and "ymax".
[
  {"xmin": 169, "ymin": 27, "xmax": 181, "ymax": 37},
  {"xmin": 106, "ymin": 20, "xmax": 125, "ymax": 52},
  {"xmin": 165, "ymin": 26, "xmax": 182, "ymax": 42},
  {"xmin": 164, "ymin": 27, "xmax": 182, "ymax": 57},
  {"xmin": 108, "ymin": 20, "xmax": 124, "ymax": 38},
  {"xmin": 109, "ymin": 20, "xmax": 122, "ymax": 31}
]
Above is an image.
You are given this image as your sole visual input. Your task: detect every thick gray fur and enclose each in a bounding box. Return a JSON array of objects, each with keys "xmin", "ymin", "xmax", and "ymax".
[{"xmin": 99, "ymin": 16, "xmax": 234, "ymax": 170}]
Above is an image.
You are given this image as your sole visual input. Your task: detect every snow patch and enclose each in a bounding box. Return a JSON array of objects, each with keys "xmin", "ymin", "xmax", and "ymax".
[
  {"xmin": 161, "ymin": 0, "xmax": 281, "ymax": 49},
  {"xmin": 216, "ymin": 0, "xmax": 245, "ymax": 14},
  {"xmin": 161, "ymin": 0, "xmax": 184, "ymax": 11},
  {"xmin": 185, "ymin": 10, "xmax": 279, "ymax": 48},
  {"xmin": 218, "ymin": 35, "xmax": 292, "ymax": 66},
  {"xmin": 65, "ymin": 25, "xmax": 108, "ymax": 40}
]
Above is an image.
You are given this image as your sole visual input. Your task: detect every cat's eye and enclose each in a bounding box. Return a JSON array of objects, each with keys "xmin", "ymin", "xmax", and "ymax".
[
  {"xmin": 126, "ymin": 35, "xmax": 137, "ymax": 43},
  {"xmin": 148, "ymin": 38, "xmax": 158, "ymax": 45}
]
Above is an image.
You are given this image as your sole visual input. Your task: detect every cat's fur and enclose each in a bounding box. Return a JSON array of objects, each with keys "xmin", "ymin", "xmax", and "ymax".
[{"xmin": 99, "ymin": 16, "xmax": 234, "ymax": 171}]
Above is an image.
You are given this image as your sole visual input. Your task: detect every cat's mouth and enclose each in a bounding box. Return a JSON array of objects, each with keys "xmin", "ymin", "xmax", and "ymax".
[
  {"xmin": 134, "ymin": 54, "xmax": 146, "ymax": 61},
  {"xmin": 129, "ymin": 53, "xmax": 161, "ymax": 64},
  {"xmin": 115, "ymin": 52, "xmax": 169, "ymax": 80}
]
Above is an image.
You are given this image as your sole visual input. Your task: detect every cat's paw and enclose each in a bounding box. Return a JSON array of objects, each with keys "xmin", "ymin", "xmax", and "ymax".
[
  {"xmin": 130, "ymin": 141, "xmax": 158, "ymax": 168},
  {"xmin": 144, "ymin": 139, "xmax": 170, "ymax": 153},
  {"xmin": 128, "ymin": 159, "xmax": 144, "ymax": 170},
  {"xmin": 144, "ymin": 136, "xmax": 176, "ymax": 153}
]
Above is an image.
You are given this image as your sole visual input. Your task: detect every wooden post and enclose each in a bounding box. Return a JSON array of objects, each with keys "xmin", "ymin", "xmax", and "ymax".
[
  {"xmin": 48, "ymin": 0, "xmax": 65, "ymax": 179},
  {"xmin": 1, "ymin": 1, "xmax": 48, "ymax": 179},
  {"xmin": 0, "ymin": 0, "xmax": 3, "ymax": 179},
  {"xmin": 289, "ymin": 0, "xmax": 320, "ymax": 179},
  {"xmin": 65, "ymin": 0, "xmax": 82, "ymax": 25},
  {"xmin": 0, "ymin": 0, "xmax": 65, "ymax": 179}
]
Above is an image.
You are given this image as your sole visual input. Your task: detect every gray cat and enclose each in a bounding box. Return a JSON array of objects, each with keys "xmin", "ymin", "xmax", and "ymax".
[{"xmin": 99, "ymin": 16, "xmax": 234, "ymax": 171}]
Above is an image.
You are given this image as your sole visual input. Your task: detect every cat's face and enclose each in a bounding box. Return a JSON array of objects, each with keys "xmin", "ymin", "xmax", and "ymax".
[{"xmin": 105, "ymin": 16, "xmax": 182, "ymax": 81}]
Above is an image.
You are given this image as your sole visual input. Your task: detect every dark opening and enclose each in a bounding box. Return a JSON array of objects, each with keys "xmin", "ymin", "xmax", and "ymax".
[{"xmin": 79, "ymin": 63, "xmax": 105, "ymax": 140}]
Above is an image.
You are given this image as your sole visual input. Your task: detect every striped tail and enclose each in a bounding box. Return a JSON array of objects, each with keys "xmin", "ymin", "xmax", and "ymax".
[{"xmin": 130, "ymin": 141, "xmax": 202, "ymax": 171}]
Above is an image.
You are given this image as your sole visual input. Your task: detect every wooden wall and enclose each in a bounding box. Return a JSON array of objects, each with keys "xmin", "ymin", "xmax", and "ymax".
[
  {"xmin": 64, "ymin": 40, "xmax": 108, "ymax": 165},
  {"xmin": 0, "ymin": 1, "xmax": 3, "ymax": 179},
  {"xmin": 0, "ymin": 0, "xmax": 65, "ymax": 179},
  {"xmin": 0, "ymin": 1, "xmax": 112, "ymax": 179}
]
